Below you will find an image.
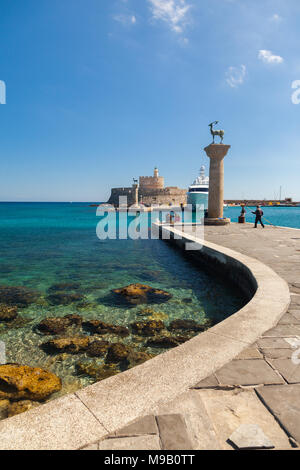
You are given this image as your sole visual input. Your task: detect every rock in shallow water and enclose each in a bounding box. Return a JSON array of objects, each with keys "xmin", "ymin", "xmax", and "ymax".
[
  {"xmin": 87, "ymin": 340, "xmax": 110, "ymax": 357},
  {"xmin": 0, "ymin": 400, "xmax": 9, "ymax": 420},
  {"xmin": 83, "ymin": 320, "xmax": 129, "ymax": 337},
  {"xmin": 0, "ymin": 286, "xmax": 38, "ymax": 308},
  {"xmin": 41, "ymin": 336, "xmax": 90, "ymax": 354},
  {"xmin": 112, "ymin": 284, "xmax": 172, "ymax": 305},
  {"xmin": 48, "ymin": 283, "xmax": 80, "ymax": 292},
  {"xmin": 146, "ymin": 336, "xmax": 181, "ymax": 348},
  {"xmin": 76, "ymin": 362, "xmax": 119, "ymax": 381},
  {"xmin": 169, "ymin": 319, "xmax": 207, "ymax": 332},
  {"xmin": 0, "ymin": 364, "xmax": 61, "ymax": 401},
  {"xmin": 131, "ymin": 320, "xmax": 165, "ymax": 336},
  {"xmin": 126, "ymin": 351, "xmax": 153, "ymax": 368},
  {"xmin": 106, "ymin": 343, "xmax": 132, "ymax": 363},
  {"xmin": 8, "ymin": 400, "xmax": 40, "ymax": 417},
  {"xmin": 0, "ymin": 304, "xmax": 18, "ymax": 322},
  {"xmin": 36, "ymin": 314, "xmax": 83, "ymax": 335},
  {"xmin": 47, "ymin": 292, "xmax": 84, "ymax": 306}
]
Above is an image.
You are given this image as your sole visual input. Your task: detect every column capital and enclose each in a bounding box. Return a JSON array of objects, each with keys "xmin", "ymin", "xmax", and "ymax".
[{"xmin": 204, "ymin": 144, "xmax": 231, "ymax": 161}]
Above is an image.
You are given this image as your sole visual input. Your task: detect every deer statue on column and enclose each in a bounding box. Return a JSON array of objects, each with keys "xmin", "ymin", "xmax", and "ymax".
[{"xmin": 209, "ymin": 121, "xmax": 224, "ymax": 144}]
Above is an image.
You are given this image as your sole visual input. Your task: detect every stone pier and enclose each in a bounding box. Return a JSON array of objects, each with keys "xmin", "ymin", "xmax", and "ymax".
[{"xmin": 204, "ymin": 144, "xmax": 231, "ymax": 225}]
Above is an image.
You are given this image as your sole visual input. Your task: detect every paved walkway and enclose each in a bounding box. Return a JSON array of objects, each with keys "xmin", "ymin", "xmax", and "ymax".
[{"xmin": 82, "ymin": 224, "xmax": 300, "ymax": 450}]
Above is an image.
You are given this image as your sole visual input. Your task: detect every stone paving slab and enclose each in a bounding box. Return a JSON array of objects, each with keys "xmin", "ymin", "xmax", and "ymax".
[
  {"xmin": 228, "ymin": 423, "xmax": 274, "ymax": 450},
  {"xmin": 193, "ymin": 374, "xmax": 219, "ymax": 389},
  {"xmin": 261, "ymin": 349, "xmax": 293, "ymax": 360},
  {"xmin": 290, "ymin": 310, "xmax": 300, "ymax": 320},
  {"xmin": 234, "ymin": 347, "xmax": 263, "ymax": 360},
  {"xmin": 98, "ymin": 435, "xmax": 161, "ymax": 450},
  {"xmin": 215, "ymin": 359, "xmax": 284, "ymax": 386},
  {"xmin": 279, "ymin": 313, "xmax": 300, "ymax": 325},
  {"xmin": 269, "ymin": 359, "xmax": 300, "ymax": 384},
  {"xmin": 197, "ymin": 389, "xmax": 291, "ymax": 450},
  {"xmin": 153, "ymin": 390, "xmax": 220, "ymax": 450},
  {"xmin": 291, "ymin": 295, "xmax": 300, "ymax": 306},
  {"xmin": 263, "ymin": 325, "xmax": 300, "ymax": 337},
  {"xmin": 113, "ymin": 415, "xmax": 158, "ymax": 437},
  {"xmin": 257, "ymin": 337, "xmax": 294, "ymax": 349},
  {"xmin": 156, "ymin": 414, "xmax": 193, "ymax": 450},
  {"xmin": 256, "ymin": 384, "xmax": 300, "ymax": 444}
]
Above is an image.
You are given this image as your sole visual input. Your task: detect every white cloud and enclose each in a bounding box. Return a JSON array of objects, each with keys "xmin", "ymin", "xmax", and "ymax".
[
  {"xmin": 148, "ymin": 0, "xmax": 191, "ymax": 33},
  {"xmin": 226, "ymin": 65, "xmax": 246, "ymax": 88},
  {"xmin": 114, "ymin": 14, "xmax": 137, "ymax": 26},
  {"xmin": 258, "ymin": 49, "xmax": 284, "ymax": 64},
  {"xmin": 270, "ymin": 13, "xmax": 282, "ymax": 23}
]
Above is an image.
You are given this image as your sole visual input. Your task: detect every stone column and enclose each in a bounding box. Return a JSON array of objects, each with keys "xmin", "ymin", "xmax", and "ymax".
[
  {"xmin": 204, "ymin": 144, "xmax": 231, "ymax": 225},
  {"xmin": 132, "ymin": 184, "xmax": 139, "ymax": 206}
]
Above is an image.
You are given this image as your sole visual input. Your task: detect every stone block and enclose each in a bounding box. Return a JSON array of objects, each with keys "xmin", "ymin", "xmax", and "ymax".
[
  {"xmin": 256, "ymin": 384, "xmax": 300, "ymax": 444},
  {"xmin": 98, "ymin": 435, "xmax": 161, "ymax": 450},
  {"xmin": 228, "ymin": 424, "xmax": 274, "ymax": 449},
  {"xmin": 156, "ymin": 414, "xmax": 194, "ymax": 450},
  {"xmin": 215, "ymin": 359, "xmax": 284, "ymax": 386},
  {"xmin": 114, "ymin": 415, "xmax": 158, "ymax": 437}
]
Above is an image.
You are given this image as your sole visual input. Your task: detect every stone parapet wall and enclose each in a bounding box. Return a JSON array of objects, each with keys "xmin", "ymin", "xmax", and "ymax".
[
  {"xmin": 107, "ymin": 186, "xmax": 187, "ymax": 207},
  {"xmin": 141, "ymin": 194, "xmax": 186, "ymax": 206},
  {"xmin": 139, "ymin": 176, "xmax": 164, "ymax": 190},
  {"xmin": 107, "ymin": 188, "xmax": 135, "ymax": 206}
]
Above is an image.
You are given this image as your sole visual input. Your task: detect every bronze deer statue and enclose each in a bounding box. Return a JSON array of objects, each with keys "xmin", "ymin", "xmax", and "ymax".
[{"xmin": 209, "ymin": 121, "xmax": 224, "ymax": 144}]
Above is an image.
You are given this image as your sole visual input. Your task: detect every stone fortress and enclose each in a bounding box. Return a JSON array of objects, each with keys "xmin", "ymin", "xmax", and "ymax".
[{"xmin": 107, "ymin": 167, "xmax": 187, "ymax": 207}]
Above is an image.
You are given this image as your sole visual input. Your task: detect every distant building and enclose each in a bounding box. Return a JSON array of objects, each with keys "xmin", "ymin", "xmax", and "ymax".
[{"xmin": 107, "ymin": 167, "xmax": 187, "ymax": 207}]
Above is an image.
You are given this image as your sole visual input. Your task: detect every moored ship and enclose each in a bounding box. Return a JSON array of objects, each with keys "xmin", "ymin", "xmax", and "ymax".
[{"xmin": 187, "ymin": 166, "xmax": 209, "ymax": 210}]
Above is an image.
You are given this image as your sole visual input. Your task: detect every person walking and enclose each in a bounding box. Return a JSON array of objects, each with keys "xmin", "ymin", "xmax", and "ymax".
[{"xmin": 252, "ymin": 206, "xmax": 265, "ymax": 228}]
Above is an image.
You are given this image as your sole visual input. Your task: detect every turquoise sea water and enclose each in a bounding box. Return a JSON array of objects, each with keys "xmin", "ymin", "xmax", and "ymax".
[
  {"xmin": 224, "ymin": 205, "xmax": 300, "ymax": 229},
  {"xmin": 0, "ymin": 202, "xmax": 246, "ymax": 400}
]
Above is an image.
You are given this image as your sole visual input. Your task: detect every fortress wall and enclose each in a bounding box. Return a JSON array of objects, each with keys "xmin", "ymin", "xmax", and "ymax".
[
  {"xmin": 139, "ymin": 176, "xmax": 164, "ymax": 190},
  {"xmin": 140, "ymin": 188, "xmax": 187, "ymax": 206},
  {"xmin": 107, "ymin": 187, "xmax": 135, "ymax": 206}
]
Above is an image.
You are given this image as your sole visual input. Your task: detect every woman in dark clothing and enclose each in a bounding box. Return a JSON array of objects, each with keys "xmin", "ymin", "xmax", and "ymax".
[{"xmin": 252, "ymin": 206, "xmax": 265, "ymax": 228}]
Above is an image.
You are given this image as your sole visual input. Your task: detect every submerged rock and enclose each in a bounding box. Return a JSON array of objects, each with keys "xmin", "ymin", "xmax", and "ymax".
[
  {"xmin": 63, "ymin": 314, "xmax": 83, "ymax": 325},
  {"xmin": 36, "ymin": 314, "xmax": 83, "ymax": 335},
  {"xmin": 6, "ymin": 316, "xmax": 33, "ymax": 329},
  {"xmin": 0, "ymin": 364, "xmax": 62, "ymax": 401},
  {"xmin": 131, "ymin": 320, "xmax": 165, "ymax": 336},
  {"xmin": 127, "ymin": 351, "xmax": 153, "ymax": 368},
  {"xmin": 0, "ymin": 304, "xmax": 18, "ymax": 322},
  {"xmin": 76, "ymin": 362, "xmax": 119, "ymax": 381},
  {"xmin": 169, "ymin": 319, "xmax": 206, "ymax": 332},
  {"xmin": 48, "ymin": 283, "xmax": 80, "ymax": 292},
  {"xmin": 83, "ymin": 320, "xmax": 129, "ymax": 337},
  {"xmin": 0, "ymin": 400, "xmax": 9, "ymax": 420},
  {"xmin": 47, "ymin": 292, "xmax": 84, "ymax": 306},
  {"xmin": 137, "ymin": 307, "xmax": 157, "ymax": 317},
  {"xmin": 41, "ymin": 336, "xmax": 90, "ymax": 354},
  {"xmin": 0, "ymin": 286, "xmax": 38, "ymax": 308},
  {"xmin": 146, "ymin": 336, "xmax": 180, "ymax": 348},
  {"xmin": 8, "ymin": 400, "xmax": 39, "ymax": 418},
  {"xmin": 182, "ymin": 298, "xmax": 193, "ymax": 304},
  {"xmin": 87, "ymin": 340, "xmax": 110, "ymax": 357},
  {"xmin": 106, "ymin": 343, "xmax": 132, "ymax": 363},
  {"xmin": 112, "ymin": 284, "xmax": 172, "ymax": 305}
]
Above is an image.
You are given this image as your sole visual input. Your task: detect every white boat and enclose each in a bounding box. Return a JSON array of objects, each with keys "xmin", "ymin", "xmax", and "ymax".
[{"xmin": 187, "ymin": 166, "xmax": 209, "ymax": 210}]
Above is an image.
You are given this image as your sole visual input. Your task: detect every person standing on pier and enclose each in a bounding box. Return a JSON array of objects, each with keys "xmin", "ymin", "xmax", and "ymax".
[{"xmin": 252, "ymin": 206, "xmax": 265, "ymax": 228}]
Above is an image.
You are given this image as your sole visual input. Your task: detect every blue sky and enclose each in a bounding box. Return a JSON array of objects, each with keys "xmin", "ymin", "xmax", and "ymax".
[{"xmin": 1, "ymin": 0, "xmax": 300, "ymax": 202}]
